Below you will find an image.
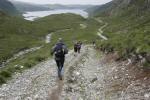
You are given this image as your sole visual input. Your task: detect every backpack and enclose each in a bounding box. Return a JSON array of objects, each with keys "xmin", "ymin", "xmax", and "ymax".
[
  {"xmin": 77, "ymin": 43, "xmax": 81, "ymax": 49},
  {"xmin": 54, "ymin": 43, "xmax": 64, "ymax": 57},
  {"xmin": 74, "ymin": 44, "xmax": 78, "ymax": 49}
]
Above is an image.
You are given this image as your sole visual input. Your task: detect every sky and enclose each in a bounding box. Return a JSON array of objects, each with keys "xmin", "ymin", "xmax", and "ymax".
[{"xmin": 11, "ymin": 0, "xmax": 112, "ymax": 5}]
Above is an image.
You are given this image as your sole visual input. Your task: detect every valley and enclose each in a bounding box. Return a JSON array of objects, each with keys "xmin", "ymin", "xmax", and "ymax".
[{"xmin": 0, "ymin": 0, "xmax": 149, "ymax": 99}]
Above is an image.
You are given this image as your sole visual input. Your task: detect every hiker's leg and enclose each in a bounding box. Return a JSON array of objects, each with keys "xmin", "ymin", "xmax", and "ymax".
[
  {"xmin": 74, "ymin": 48, "xmax": 77, "ymax": 56},
  {"xmin": 77, "ymin": 48, "xmax": 80, "ymax": 53},
  {"xmin": 59, "ymin": 58, "xmax": 65, "ymax": 78},
  {"xmin": 56, "ymin": 60, "xmax": 60, "ymax": 67},
  {"xmin": 60, "ymin": 58, "xmax": 65, "ymax": 69},
  {"xmin": 79, "ymin": 48, "xmax": 81, "ymax": 53},
  {"xmin": 56, "ymin": 60, "xmax": 61, "ymax": 77},
  {"xmin": 58, "ymin": 58, "xmax": 64, "ymax": 73}
]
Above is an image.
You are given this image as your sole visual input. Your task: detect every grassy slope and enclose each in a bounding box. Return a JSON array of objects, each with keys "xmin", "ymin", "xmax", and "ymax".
[
  {"xmin": 0, "ymin": 13, "xmax": 100, "ymax": 85},
  {"xmin": 91, "ymin": 1, "xmax": 150, "ymax": 66},
  {"xmin": 0, "ymin": 13, "xmax": 88, "ymax": 63}
]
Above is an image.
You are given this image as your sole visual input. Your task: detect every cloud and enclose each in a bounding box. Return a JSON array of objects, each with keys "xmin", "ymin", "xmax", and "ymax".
[{"xmin": 12, "ymin": 0, "xmax": 112, "ymax": 5}]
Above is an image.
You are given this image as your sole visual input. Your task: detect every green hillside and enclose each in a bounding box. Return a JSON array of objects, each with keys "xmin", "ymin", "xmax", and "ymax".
[
  {"xmin": 89, "ymin": 0, "xmax": 150, "ymax": 67},
  {"xmin": 0, "ymin": 12, "xmax": 100, "ymax": 65}
]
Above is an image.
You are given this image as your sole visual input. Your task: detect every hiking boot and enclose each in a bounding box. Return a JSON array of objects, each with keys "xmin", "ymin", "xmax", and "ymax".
[{"xmin": 59, "ymin": 75, "xmax": 63, "ymax": 80}]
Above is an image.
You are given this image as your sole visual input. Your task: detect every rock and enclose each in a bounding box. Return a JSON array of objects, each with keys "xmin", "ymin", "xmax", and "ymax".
[
  {"xmin": 34, "ymin": 94, "xmax": 39, "ymax": 99},
  {"xmin": 126, "ymin": 74, "xmax": 129, "ymax": 76},
  {"xmin": 15, "ymin": 65, "xmax": 18, "ymax": 67},
  {"xmin": 144, "ymin": 77, "xmax": 148, "ymax": 80},
  {"xmin": 26, "ymin": 97, "xmax": 32, "ymax": 100},
  {"xmin": 144, "ymin": 93, "xmax": 150, "ymax": 98},
  {"xmin": 68, "ymin": 78, "xmax": 75, "ymax": 83},
  {"xmin": 76, "ymin": 72, "xmax": 80, "ymax": 76},
  {"xmin": 66, "ymin": 86, "xmax": 73, "ymax": 92},
  {"xmin": 79, "ymin": 97, "xmax": 83, "ymax": 100},
  {"xmin": 91, "ymin": 77, "xmax": 98, "ymax": 83},
  {"xmin": 14, "ymin": 96, "xmax": 21, "ymax": 100},
  {"xmin": 114, "ymin": 76, "xmax": 118, "ymax": 79},
  {"xmin": 20, "ymin": 66, "xmax": 24, "ymax": 69}
]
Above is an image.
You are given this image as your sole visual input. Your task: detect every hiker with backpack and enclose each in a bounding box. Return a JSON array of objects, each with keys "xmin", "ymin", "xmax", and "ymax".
[
  {"xmin": 51, "ymin": 38, "xmax": 68, "ymax": 80},
  {"xmin": 74, "ymin": 41, "xmax": 82, "ymax": 55},
  {"xmin": 77, "ymin": 41, "xmax": 82, "ymax": 53},
  {"xmin": 92, "ymin": 40, "xmax": 96, "ymax": 48},
  {"xmin": 74, "ymin": 41, "xmax": 78, "ymax": 56}
]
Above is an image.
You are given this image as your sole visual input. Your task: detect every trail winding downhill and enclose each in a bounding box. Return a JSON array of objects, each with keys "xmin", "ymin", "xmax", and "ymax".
[
  {"xmin": 0, "ymin": 45, "xmax": 150, "ymax": 100},
  {"xmin": 95, "ymin": 18, "xmax": 108, "ymax": 40}
]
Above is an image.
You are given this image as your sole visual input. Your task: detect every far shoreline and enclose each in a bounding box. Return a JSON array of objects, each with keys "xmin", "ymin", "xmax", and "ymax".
[{"xmin": 23, "ymin": 9, "xmax": 89, "ymax": 21}]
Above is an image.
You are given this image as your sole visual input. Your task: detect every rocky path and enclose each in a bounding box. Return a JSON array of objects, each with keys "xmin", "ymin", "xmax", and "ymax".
[
  {"xmin": 0, "ymin": 46, "xmax": 150, "ymax": 100},
  {"xmin": 95, "ymin": 18, "xmax": 108, "ymax": 40},
  {"xmin": 0, "ymin": 46, "xmax": 88, "ymax": 100},
  {"xmin": 60, "ymin": 47, "xmax": 150, "ymax": 100}
]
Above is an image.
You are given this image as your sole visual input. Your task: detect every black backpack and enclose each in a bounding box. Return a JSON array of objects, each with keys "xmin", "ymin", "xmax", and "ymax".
[{"xmin": 55, "ymin": 43, "xmax": 64, "ymax": 57}]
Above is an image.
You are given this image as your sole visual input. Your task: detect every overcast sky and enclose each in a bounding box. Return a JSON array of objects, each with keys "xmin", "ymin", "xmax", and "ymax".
[{"xmin": 11, "ymin": 0, "xmax": 112, "ymax": 5}]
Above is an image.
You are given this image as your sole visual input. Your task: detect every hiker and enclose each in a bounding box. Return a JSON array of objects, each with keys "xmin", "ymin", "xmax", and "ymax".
[
  {"xmin": 92, "ymin": 40, "xmax": 96, "ymax": 48},
  {"xmin": 74, "ymin": 41, "xmax": 78, "ymax": 56},
  {"xmin": 77, "ymin": 41, "xmax": 82, "ymax": 53},
  {"xmin": 51, "ymin": 38, "xmax": 68, "ymax": 80}
]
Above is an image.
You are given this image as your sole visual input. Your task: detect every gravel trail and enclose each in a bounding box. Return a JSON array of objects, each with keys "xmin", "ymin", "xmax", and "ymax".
[
  {"xmin": 0, "ymin": 45, "xmax": 150, "ymax": 100},
  {"xmin": 0, "ymin": 46, "xmax": 88, "ymax": 100}
]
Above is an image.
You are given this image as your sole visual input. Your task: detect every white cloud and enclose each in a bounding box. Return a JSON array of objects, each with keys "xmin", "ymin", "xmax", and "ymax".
[{"xmin": 11, "ymin": 0, "xmax": 112, "ymax": 5}]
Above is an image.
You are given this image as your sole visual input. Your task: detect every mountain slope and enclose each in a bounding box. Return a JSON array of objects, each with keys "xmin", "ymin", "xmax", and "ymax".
[
  {"xmin": 0, "ymin": 0, "xmax": 18, "ymax": 15},
  {"xmin": 89, "ymin": 0, "xmax": 150, "ymax": 17},
  {"xmin": 90, "ymin": 0, "xmax": 150, "ymax": 67},
  {"xmin": 46, "ymin": 4, "xmax": 94, "ymax": 10},
  {"xmin": 10, "ymin": 0, "xmax": 50, "ymax": 12}
]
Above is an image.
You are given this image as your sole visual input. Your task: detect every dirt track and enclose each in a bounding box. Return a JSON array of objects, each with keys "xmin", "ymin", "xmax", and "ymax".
[{"xmin": 0, "ymin": 46, "xmax": 150, "ymax": 100}]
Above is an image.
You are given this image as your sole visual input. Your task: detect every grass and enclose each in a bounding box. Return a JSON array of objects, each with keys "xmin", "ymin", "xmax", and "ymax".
[{"xmin": 93, "ymin": 5, "xmax": 150, "ymax": 66}]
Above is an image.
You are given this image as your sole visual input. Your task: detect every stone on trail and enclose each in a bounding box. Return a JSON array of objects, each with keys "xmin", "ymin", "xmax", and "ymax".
[
  {"xmin": 75, "ymin": 72, "xmax": 80, "ymax": 76},
  {"xmin": 91, "ymin": 77, "xmax": 98, "ymax": 83},
  {"xmin": 144, "ymin": 93, "xmax": 150, "ymax": 98}
]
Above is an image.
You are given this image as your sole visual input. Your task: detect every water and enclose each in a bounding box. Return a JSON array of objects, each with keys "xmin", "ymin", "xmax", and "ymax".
[{"xmin": 23, "ymin": 9, "xmax": 88, "ymax": 21}]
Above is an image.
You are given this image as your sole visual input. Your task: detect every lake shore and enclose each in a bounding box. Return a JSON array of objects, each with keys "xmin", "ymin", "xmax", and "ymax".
[{"xmin": 23, "ymin": 9, "xmax": 88, "ymax": 21}]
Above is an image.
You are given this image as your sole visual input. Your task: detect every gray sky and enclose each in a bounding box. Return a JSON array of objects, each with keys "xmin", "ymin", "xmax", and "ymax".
[{"xmin": 11, "ymin": 0, "xmax": 112, "ymax": 5}]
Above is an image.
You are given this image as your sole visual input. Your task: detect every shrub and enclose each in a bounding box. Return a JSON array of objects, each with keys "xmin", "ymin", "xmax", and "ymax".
[
  {"xmin": 24, "ymin": 61, "xmax": 35, "ymax": 68},
  {"xmin": 143, "ymin": 61, "xmax": 150, "ymax": 68},
  {"xmin": 35, "ymin": 56, "xmax": 46, "ymax": 62},
  {"xmin": 0, "ymin": 76, "xmax": 6, "ymax": 85},
  {"xmin": 0, "ymin": 70, "xmax": 11, "ymax": 78}
]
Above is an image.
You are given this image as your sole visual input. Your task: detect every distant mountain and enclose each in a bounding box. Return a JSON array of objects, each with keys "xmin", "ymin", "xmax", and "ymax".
[
  {"xmin": 0, "ymin": 0, "xmax": 18, "ymax": 15},
  {"xmin": 10, "ymin": 0, "xmax": 51, "ymax": 12},
  {"xmin": 46, "ymin": 4, "xmax": 94, "ymax": 10},
  {"xmin": 88, "ymin": 0, "xmax": 150, "ymax": 17}
]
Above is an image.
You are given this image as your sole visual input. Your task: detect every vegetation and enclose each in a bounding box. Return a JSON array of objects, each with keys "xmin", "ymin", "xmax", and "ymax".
[{"xmin": 91, "ymin": 0, "xmax": 150, "ymax": 67}]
